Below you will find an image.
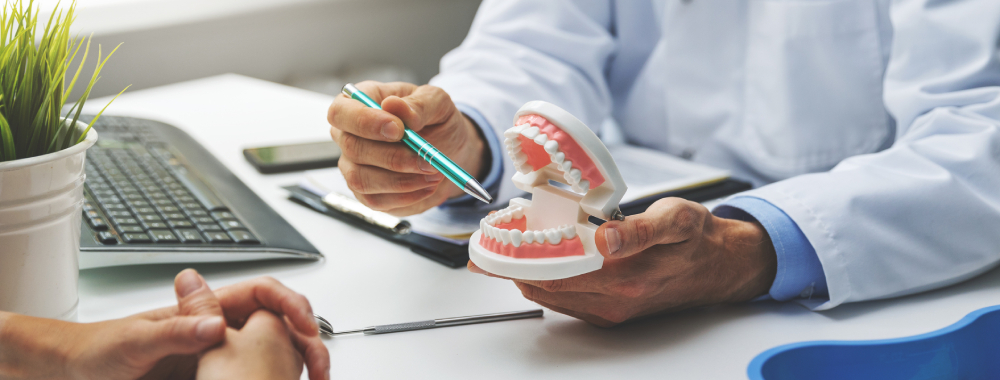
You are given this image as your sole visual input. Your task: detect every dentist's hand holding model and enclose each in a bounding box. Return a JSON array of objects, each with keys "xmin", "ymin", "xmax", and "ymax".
[{"xmin": 328, "ymin": 0, "xmax": 1000, "ymax": 325}]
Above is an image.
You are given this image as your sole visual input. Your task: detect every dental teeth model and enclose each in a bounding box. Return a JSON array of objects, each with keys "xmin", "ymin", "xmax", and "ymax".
[{"xmin": 469, "ymin": 101, "xmax": 627, "ymax": 280}]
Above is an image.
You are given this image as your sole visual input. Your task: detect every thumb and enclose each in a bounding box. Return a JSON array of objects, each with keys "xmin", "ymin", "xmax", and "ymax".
[
  {"xmin": 136, "ymin": 315, "xmax": 226, "ymax": 360},
  {"xmin": 381, "ymin": 85, "xmax": 455, "ymax": 132},
  {"xmin": 175, "ymin": 269, "xmax": 224, "ymax": 317},
  {"xmin": 596, "ymin": 199, "xmax": 701, "ymax": 259}
]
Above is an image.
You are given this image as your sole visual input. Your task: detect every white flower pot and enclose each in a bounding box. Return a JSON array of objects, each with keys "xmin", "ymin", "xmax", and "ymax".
[{"xmin": 0, "ymin": 121, "xmax": 96, "ymax": 321}]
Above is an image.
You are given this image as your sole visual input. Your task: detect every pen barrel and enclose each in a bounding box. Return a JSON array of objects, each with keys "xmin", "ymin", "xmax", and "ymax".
[
  {"xmin": 434, "ymin": 309, "xmax": 544, "ymax": 328},
  {"xmin": 402, "ymin": 129, "xmax": 472, "ymax": 186}
]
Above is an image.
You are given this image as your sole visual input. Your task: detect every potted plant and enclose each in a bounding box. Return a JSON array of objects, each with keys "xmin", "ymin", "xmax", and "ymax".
[{"xmin": 0, "ymin": 0, "xmax": 126, "ymax": 320}]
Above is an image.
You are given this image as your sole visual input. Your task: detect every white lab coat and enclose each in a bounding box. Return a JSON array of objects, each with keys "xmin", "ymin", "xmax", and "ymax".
[{"xmin": 429, "ymin": 0, "xmax": 1000, "ymax": 310}]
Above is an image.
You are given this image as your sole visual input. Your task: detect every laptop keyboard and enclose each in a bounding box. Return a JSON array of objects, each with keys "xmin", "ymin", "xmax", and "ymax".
[{"xmin": 83, "ymin": 119, "xmax": 260, "ymax": 246}]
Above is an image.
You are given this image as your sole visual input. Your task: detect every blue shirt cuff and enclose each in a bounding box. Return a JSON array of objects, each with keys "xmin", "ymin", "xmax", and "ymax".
[
  {"xmin": 438, "ymin": 104, "xmax": 504, "ymax": 208},
  {"xmin": 713, "ymin": 196, "xmax": 828, "ymax": 302}
]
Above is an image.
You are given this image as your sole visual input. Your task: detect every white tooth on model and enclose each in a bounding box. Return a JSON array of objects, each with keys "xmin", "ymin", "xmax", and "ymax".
[
  {"xmin": 551, "ymin": 152, "xmax": 565, "ymax": 164},
  {"xmin": 578, "ymin": 180, "xmax": 589, "ymax": 190},
  {"xmin": 499, "ymin": 229, "xmax": 512, "ymax": 245},
  {"xmin": 544, "ymin": 140, "xmax": 559, "ymax": 153},
  {"xmin": 572, "ymin": 185, "xmax": 583, "ymax": 193},
  {"xmin": 533, "ymin": 133, "xmax": 548, "ymax": 145},
  {"xmin": 521, "ymin": 126, "xmax": 540, "ymax": 139},
  {"xmin": 501, "ymin": 212, "xmax": 512, "ymax": 223},
  {"xmin": 564, "ymin": 171, "xmax": 576, "ymax": 184},
  {"xmin": 569, "ymin": 169, "xmax": 582, "ymax": 181},
  {"xmin": 513, "ymin": 124, "xmax": 529, "ymax": 133},
  {"xmin": 480, "ymin": 220, "xmax": 487, "ymax": 233},
  {"xmin": 544, "ymin": 229, "xmax": 562, "ymax": 244},
  {"xmin": 519, "ymin": 164, "xmax": 532, "ymax": 174},
  {"xmin": 513, "ymin": 154, "xmax": 527, "ymax": 166},
  {"xmin": 522, "ymin": 230, "xmax": 535, "ymax": 244},
  {"xmin": 561, "ymin": 161, "xmax": 573, "ymax": 172},
  {"xmin": 510, "ymin": 230, "xmax": 523, "ymax": 247},
  {"xmin": 512, "ymin": 207, "xmax": 524, "ymax": 219},
  {"xmin": 561, "ymin": 225, "xmax": 576, "ymax": 239}
]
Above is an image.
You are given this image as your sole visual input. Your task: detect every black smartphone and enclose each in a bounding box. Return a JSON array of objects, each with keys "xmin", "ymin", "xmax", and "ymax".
[{"xmin": 243, "ymin": 141, "xmax": 341, "ymax": 174}]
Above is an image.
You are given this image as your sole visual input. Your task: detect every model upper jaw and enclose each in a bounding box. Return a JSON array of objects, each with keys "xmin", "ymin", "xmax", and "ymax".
[{"xmin": 504, "ymin": 114, "xmax": 607, "ymax": 194}]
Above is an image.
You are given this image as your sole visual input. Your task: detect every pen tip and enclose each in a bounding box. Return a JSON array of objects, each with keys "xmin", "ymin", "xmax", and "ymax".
[{"xmin": 464, "ymin": 180, "xmax": 493, "ymax": 204}]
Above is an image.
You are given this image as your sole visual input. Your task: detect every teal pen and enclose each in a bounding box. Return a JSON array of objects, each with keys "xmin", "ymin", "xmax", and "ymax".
[{"xmin": 341, "ymin": 83, "xmax": 493, "ymax": 204}]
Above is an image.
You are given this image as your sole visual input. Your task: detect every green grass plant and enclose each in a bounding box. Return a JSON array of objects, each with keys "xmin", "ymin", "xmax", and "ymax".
[{"xmin": 0, "ymin": 0, "xmax": 127, "ymax": 162}]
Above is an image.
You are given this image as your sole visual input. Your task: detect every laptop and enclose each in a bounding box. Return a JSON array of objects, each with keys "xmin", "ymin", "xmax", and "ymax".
[{"xmin": 79, "ymin": 115, "xmax": 321, "ymax": 268}]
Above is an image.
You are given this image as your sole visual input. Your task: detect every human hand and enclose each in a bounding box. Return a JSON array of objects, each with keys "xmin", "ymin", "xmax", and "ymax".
[
  {"xmin": 468, "ymin": 198, "xmax": 778, "ymax": 327},
  {"xmin": 327, "ymin": 81, "xmax": 489, "ymax": 216},
  {"xmin": 196, "ymin": 310, "xmax": 304, "ymax": 380},
  {"xmin": 144, "ymin": 270, "xmax": 330, "ymax": 380},
  {"xmin": 0, "ymin": 270, "xmax": 329, "ymax": 380},
  {"xmin": 53, "ymin": 270, "xmax": 230, "ymax": 380}
]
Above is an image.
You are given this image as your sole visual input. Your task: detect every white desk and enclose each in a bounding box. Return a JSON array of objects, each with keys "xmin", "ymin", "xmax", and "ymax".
[{"xmin": 79, "ymin": 74, "xmax": 1000, "ymax": 379}]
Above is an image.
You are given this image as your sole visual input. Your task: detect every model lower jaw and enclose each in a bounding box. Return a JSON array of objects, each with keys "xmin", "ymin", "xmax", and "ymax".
[{"xmin": 479, "ymin": 206, "xmax": 584, "ymax": 258}]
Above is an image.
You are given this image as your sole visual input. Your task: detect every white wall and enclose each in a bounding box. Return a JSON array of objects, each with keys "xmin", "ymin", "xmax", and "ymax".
[{"xmin": 68, "ymin": 0, "xmax": 481, "ymax": 98}]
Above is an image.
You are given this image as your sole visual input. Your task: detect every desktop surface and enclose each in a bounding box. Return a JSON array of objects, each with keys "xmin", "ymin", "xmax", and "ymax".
[{"xmin": 76, "ymin": 74, "xmax": 1000, "ymax": 379}]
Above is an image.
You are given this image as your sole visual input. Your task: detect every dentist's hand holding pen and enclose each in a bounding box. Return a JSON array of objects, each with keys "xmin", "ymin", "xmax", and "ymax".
[{"xmin": 327, "ymin": 81, "xmax": 491, "ymax": 216}]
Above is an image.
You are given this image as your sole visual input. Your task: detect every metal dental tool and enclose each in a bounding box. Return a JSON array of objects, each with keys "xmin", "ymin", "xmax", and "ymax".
[{"xmin": 314, "ymin": 309, "xmax": 543, "ymax": 337}]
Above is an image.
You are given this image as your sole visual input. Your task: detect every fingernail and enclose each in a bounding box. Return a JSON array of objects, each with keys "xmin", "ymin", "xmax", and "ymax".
[
  {"xmin": 425, "ymin": 173, "xmax": 443, "ymax": 183},
  {"xmin": 381, "ymin": 121, "xmax": 400, "ymax": 140},
  {"xmin": 176, "ymin": 270, "xmax": 203, "ymax": 297},
  {"xmin": 418, "ymin": 160, "xmax": 435, "ymax": 173},
  {"xmin": 606, "ymin": 227, "xmax": 622, "ymax": 255},
  {"xmin": 196, "ymin": 317, "xmax": 224, "ymax": 341}
]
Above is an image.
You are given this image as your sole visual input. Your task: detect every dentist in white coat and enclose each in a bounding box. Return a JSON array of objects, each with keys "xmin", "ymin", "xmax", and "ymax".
[{"xmin": 327, "ymin": 0, "xmax": 1000, "ymax": 326}]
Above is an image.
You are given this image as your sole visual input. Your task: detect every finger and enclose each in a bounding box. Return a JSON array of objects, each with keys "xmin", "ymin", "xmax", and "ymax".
[
  {"xmin": 511, "ymin": 275, "xmax": 600, "ymax": 293},
  {"xmin": 287, "ymin": 319, "xmax": 331, "ymax": 380},
  {"xmin": 513, "ymin": 283, "xmax": 625, "ymax": 326},
  {"xmin": 529, "ymin": 298, "xmax": 618, "ymax": 328},
  {"xmin": 356, "ymin": 187, "xmax": 438, "ymax": 212},
  {"xmin": 213, "ymin": 277, "xmax": 319, "ymax": 337},
  {"xmin": 135, "ymin": 315, "xmax": 226, "ymax": 360},
  {"xmin": 380, "ymin": 85, "xmax": 456, "ymax": 132},
  {"xmin": 339, "ymin": 160, "xmax": 442, "ymax": 195},
  {"xmin": 355, "ymin": 81, "xmax": 418, "ymax": 104},
  {"xmin": 327, "ymin": 81, "xmax": 417, "ymax": 142},
  {"xmin": 596, "ymin": 198, "xmax": 706, "ymax": 259},
  {"xmin": 466, "ymin": 260, "xmax": 519, "ymax": 280},
  {"xmin": 174, "ymin": 269, "xmax": 224, "ymax": 317},
  {"xmin": 332, "ymin": 129, "xmax": 437, "ymax": 174},
  {"xmin": 467, "ymin": 260, "xmax": 487, "ymax": 275}
]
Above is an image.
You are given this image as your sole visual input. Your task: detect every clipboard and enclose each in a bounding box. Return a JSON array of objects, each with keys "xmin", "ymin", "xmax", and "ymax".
[{"xmin": 284, "ymin": 178, "xmax": 752, "ymax": 268}]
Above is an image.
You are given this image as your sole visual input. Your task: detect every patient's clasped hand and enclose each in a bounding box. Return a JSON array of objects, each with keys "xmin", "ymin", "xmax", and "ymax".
[{"xmin": 0, "ymin": 270, "xmax": 330, "ymax": 380}]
